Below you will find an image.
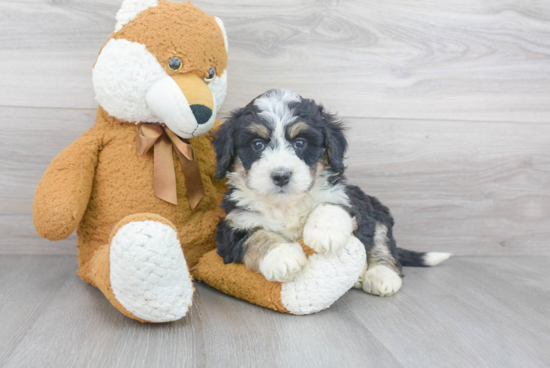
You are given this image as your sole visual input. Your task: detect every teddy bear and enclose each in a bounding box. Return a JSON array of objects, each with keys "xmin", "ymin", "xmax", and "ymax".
[{"xmin": 33, "ymin": 0, "xmax": 366, "ymax": 323}]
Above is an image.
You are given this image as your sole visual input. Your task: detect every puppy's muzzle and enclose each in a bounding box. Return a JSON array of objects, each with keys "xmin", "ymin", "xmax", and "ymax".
[{"xmin": 271, "ymin": 171, "xmax": 292, "ymax": 187}]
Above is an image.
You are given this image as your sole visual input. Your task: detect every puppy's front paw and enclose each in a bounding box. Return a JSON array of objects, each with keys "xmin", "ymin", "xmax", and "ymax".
[
  {"xmin": 259, "ymin": 243, "xmax": 307, "ymax": 282},
  {"xmin": 361, "ymin": 265, "xmax": 402, "ymax": 297},
  {"xmin": 303, "ymin": 204, "xmax": 353, "ymax": 254}
]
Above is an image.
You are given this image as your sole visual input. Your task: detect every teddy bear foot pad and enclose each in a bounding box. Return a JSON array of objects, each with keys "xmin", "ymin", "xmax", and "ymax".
[{"xmin": 109, "ymin": 219, "xmax": 194, "ymax": 323}]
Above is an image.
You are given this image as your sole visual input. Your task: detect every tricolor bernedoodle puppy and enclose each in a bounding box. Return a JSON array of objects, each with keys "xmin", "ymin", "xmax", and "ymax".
[{"xmin": 213, "ymin": 89, "xmax": 451, "ymax": 296}]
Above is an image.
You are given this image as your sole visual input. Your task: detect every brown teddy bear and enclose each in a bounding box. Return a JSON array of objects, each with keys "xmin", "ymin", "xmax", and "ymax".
[{"xmin": 33, "ymin": 0, "xmax": 366, "ymax": 323}]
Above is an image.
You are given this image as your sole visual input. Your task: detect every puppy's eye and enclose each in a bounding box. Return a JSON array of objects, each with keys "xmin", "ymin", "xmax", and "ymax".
[
  {"xmin": 252, "ymin": 139, "xmax": 266, "ymax": 151},
  {"xmin": 205, "ymin": 67, "xmax": 216, "ymax": 82},
  {"xmin": 168, "ymin": 57, "xmax": 183, "ymax": 72},
  {"xmin": 293, "ymin": 138, "xmax": 307, "ymax": 150}
]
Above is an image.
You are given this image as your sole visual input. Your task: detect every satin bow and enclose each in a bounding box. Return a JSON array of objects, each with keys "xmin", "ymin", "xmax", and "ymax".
[{"xmin": 135, "ymin": 123, "xmax": 204, "ymax": 209}]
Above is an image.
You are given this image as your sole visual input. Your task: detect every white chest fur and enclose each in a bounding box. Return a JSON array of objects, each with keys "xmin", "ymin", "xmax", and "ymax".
[{"xmin": 226, "ymin": 173, "xmax": 350, "ymax": 241}]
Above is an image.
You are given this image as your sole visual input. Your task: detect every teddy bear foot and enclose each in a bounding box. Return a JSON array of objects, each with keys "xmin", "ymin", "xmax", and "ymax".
[
  {"xmin": 82, "ymin": 214, "xmax": 194, "ymax": 323},
  {"xmin": 279, "ymin": 236, "xmax": 366, "ymax": 315},
  {"xmin": 195, "ymin": 235, "xmax": 366, "ymax": 315}
]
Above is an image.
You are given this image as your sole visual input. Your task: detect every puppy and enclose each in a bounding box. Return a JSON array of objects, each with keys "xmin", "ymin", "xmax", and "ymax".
[{"xmin": 212, "ymin": 89, "xmax": 450, "ymax": 296}]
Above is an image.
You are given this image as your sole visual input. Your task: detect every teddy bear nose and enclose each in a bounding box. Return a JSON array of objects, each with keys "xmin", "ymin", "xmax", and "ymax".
[{"xmin": 190, "ymin": 104, "xmax": 212, "ymax": 125}]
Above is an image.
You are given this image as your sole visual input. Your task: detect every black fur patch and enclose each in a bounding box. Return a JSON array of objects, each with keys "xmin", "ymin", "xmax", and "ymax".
[
  {"xmin": 345, "ymin": 185, "xmax": 402, "ymax": 273},
  {"xmin": 292, "ymin": 102, "xmax": 347, "ymax": 175},
  {"xmin": 216, "ymin": 220, "xmax": 253, "ymax": 264},
  {"xmin": 216, "ymin": 188, "xmax": 256, "ymax": 263}
]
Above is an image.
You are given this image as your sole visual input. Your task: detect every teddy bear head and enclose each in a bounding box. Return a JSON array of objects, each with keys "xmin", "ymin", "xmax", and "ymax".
[{"xmin": 93, "ymin": 0, "xmax": 228, "ymax": 138}]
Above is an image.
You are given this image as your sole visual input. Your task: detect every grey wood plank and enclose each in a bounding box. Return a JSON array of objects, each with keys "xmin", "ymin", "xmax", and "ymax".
[
  {"xmin": 193, "ymin": 282, "xmax": 401, "ymax": 368},
  {"xmin": 1, "ymin": 0, "xmax": 550, "ymax": 123},
  {"xmin": 345, "ymin": 117, "xmax": 550, "ymax": 256},
  {"xmin": 1, "ymin": 255, "xmax": 550, "ymax": 367},
  {"xmin": 0, "ymin": 106, "xmax": 93, "ymax": 255},
  {"xmin": 0, "ymin": 215, "xmax": 78, "ymax": 255},
  {"xmin": 0, "ymin": 106, "xmax": 94, "ymax": 215},
  {"xmin": 2, "ymin": 106, "xmax": 549, "ymax": 256},
  {"xmin": 0, "ymin": 255, "xmax": 76, "ymax": 362},
  {"xmin": 2, "ymin": 261, "xmax": 201, "ymax": 368},
  {"xmin": 342, "ymin": 257, "xmax": 550, "ymax": 367}
]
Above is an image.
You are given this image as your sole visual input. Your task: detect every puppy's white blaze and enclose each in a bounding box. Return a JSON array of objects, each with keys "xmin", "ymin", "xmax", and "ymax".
[
  {"xmin": 254, "ymin": 89, "xmax": 301, "ymax": 128},
  {"xmin": 93, "ymin": 39, "xmax": 167, "ymax": 124},
  {"xmin": 248, "ymin": 144, "xmax": 312, "ymax": 196},
  {"xmin": 115, "ymin": 0, "xmax": 159, "ymax": 32},
  {"xmin": 424, "ymin": 252, "xmax": 452, "ymax": 266}
]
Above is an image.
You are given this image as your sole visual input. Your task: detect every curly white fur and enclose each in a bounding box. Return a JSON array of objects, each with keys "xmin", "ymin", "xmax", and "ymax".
[
  {"xmin": 93, "ymin": 39, "xmax": 167, "ymax": 124},
  {"xmin": 110, "ymin": 220, "xmax": 193, "ymax": 322},
  {"xmin": 115, "ymin": 0, "xmax": 159, "ymax": 32},
  {"xmin": 281, "ymin": 236, "xmax": 366, "ymax": 315}
]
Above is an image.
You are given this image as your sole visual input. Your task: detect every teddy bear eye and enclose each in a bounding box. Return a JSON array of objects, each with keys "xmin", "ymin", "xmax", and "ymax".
[
  {"xmin": 205, "ymin": 67, "xmax": 216, "ymax": 82},
  {"xmin": 168, "ymin": 57, "xmax": 183, "ymax": 72}
]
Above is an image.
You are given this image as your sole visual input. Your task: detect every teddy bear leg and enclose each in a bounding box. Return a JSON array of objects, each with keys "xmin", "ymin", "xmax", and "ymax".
[
  {"xmin": 195, "ymin": 235, "xmax": 366, "ymax": 315},
  {"xmin": 278, "ymin": 236, "xmax": 366, "ymax": 315},
  {"xmin": 81, "ymin": 214, "xmax": 194, "ymax": 323}
]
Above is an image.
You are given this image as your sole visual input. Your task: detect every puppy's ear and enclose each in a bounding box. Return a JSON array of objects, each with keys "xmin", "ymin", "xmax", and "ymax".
[
  {"xmin": 321, "ymin": 107, "xmax": 347, "ymax": 176},
  {"xmin": 212, "ymin": 108, "xmax": 242, "ymax": 180}
]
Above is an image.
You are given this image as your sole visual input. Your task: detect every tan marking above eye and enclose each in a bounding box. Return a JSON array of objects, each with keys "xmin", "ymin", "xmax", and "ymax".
[
  {"xmin": 288, "ymin": 121, "xmax": 309, "ymax": 139},
  {"xmin": 247, "ymin": 124, "xmax": 271, "ymax": 139}
]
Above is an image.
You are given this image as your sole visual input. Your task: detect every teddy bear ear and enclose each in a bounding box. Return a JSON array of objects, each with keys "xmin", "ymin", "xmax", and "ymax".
[
  {"xmin": 214, "ymin": 16, "xmax": 228, "ymax": 52},
  {"xmin": 114, "ymin": 0, "xmax": 159, "ymax": 33}
]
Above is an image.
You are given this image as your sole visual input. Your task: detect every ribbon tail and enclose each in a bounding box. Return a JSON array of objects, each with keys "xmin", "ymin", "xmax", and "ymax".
[
  {"xmin": 175, "ymin": 149, "xmax": 205, "ymax": 209},
  {"xmin": 153, "ymin": 134, "xmax": 178, "ymax": 205}
]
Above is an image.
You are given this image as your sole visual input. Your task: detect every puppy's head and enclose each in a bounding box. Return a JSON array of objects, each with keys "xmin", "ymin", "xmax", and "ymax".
[{"xmin": 213, "ymin": 89, "xmax": 347, "ymax": 198}]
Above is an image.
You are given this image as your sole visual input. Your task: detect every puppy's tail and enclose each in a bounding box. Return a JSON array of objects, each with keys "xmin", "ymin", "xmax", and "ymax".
[{"xmin": 397, "ymin": 248, "xmax": 451, "ymax": 267}]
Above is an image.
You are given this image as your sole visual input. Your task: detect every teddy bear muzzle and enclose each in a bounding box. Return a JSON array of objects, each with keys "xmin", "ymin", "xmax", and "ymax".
[{"xmin": 146, "ymin": 72, "xmax": 216, "ymax": 139}]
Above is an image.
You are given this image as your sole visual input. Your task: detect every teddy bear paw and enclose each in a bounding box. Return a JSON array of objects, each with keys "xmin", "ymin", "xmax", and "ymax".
[{"xmin": 109, "ymin": 220, "xmax": 193, "ymax": 322}]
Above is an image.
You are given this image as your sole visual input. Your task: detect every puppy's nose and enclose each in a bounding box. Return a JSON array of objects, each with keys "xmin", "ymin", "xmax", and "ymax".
[
  {"xmin": 190, "ymin": 104, "xmax": 212, "ymax": 125},
  {"xmin": 271, "ymin": 171, "xmax": 292, "ymax": 187}
]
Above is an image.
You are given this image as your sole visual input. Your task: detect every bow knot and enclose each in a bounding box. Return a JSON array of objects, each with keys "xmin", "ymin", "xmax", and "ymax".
[{"xmin": 135, "ymin": 123, "xmax": 204, "ymax": 209}]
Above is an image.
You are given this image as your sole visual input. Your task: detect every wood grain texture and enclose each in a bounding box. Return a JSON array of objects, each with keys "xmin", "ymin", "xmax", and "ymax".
[
  {"xmin": 345, "ymin": 117, "xmax": 550, "ymax": 256},
  {"xmin": 0, "ymin": 106, "xmax": 94, "ymax": 254},
  {"xmin": 1, "ymin": 0, "xmax": 549, "ymax": 255},
  {"xmin": 2, "ymin": 105, "xmax": 548, "ymax": 255},
  {"xmin": 0, "ymin": 255, "xmax": 76, "ymax": 363},
  {"xmin": 1, "ymin": 255, "xmax": 549, "ymax": 367},
  {"xmin": 1, "ymin": 0, "xmax": 550, "ymax": 122}
]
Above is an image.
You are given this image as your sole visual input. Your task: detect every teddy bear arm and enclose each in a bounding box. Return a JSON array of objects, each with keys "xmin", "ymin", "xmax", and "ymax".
[{"xmin": 33, "ymin": 129, "xmax": 101, "ymax": 240}]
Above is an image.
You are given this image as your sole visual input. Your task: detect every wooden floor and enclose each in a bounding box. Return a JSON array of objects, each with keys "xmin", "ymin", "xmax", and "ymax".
[{"xmin": 0, "ymin": 255, "xmax": 548, "ymax": 368}]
